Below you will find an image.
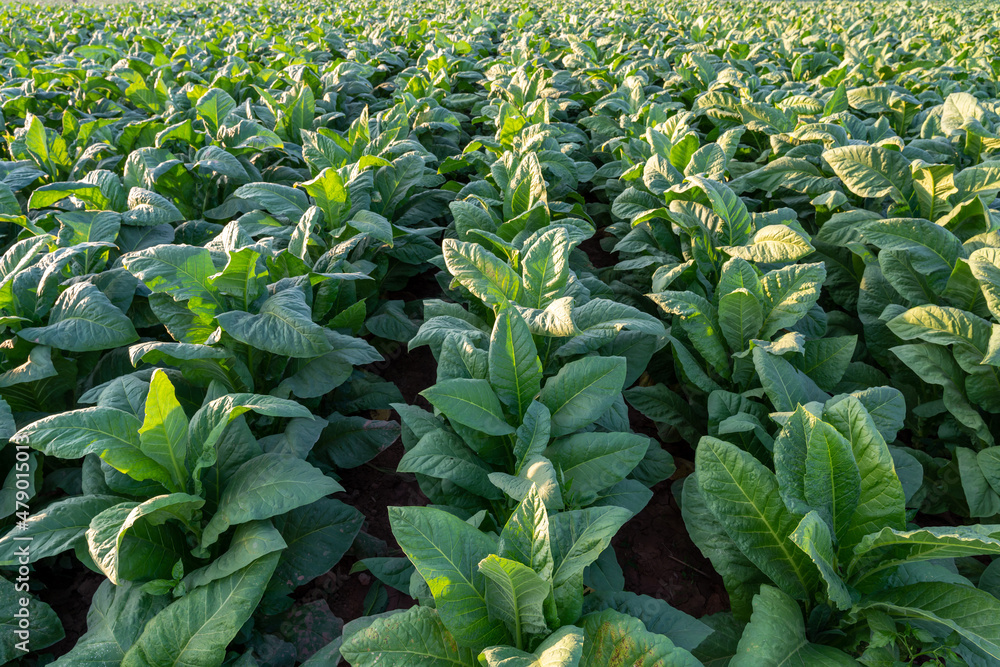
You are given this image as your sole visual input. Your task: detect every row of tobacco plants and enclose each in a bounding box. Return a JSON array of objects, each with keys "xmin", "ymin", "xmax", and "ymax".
[{"xmin": 3, "ymin": 0, "xmax": 1000, "ymax": 664}]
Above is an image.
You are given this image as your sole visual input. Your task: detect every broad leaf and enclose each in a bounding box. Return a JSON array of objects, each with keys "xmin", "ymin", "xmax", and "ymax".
[
  {"xmin": 860, "ymin": 582, "xmax": 1000, "ymax": 662},
  {"xmin": 390, "ymin": 506, "xmax": 510, "ymax": 650},
  {"xmin": 538, "ymin": 357, "xmax": 626, "ymax": 437},
  {"xmin": 341, "ymin": 606, "xmax": 474, "ymax": 667},
  {"xmin": 200, "ymin": 454, "xmax": 342, "ymax": 550},
  {"xmin": 730, "ymin": 586, "xmax": 857, "ymax": 666},
  {"xmin": 579, "ymin": 609, "xmax": 701, "ymax": 667},
  {"xmin": 19, "ymin": 282, "xmax": 138, "ymax": 352},
  {"xmin": 216, "ymin": 288, "xmax": 334, "ymax": 358},
  {"xmin": 490, "ymin": 309, "xmax": 542, "ymax": 419},
  {"xmin": 421, "ymin": 378, "xmax": 515, "ymax": 436},
  {"xmin": 696, "ymin": 436, "xmax": 818, "ymax": 600},
  {"xmin": 121, "ymin": 552, "xmax": 280, "ymax": 666},
  {"xmin": 479, "ymin": 554, "xmax": 551, "ymax": 639}
]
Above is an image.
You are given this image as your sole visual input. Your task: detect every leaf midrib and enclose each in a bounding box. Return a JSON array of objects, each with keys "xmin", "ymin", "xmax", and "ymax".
[{"xmin": 708, "ymin": 443, "xmax": 813, "ymax": 598}]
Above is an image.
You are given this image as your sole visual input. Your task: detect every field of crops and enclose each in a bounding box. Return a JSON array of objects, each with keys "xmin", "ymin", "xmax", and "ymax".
[{"xmin": 2, "ymin": 0, "xmax": 1000, "ymax": 664}]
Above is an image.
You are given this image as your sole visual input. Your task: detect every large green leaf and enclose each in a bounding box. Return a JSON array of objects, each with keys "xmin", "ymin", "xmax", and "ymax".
[
  {"xmin": 803, "ymin": 421, "xmax": 861, "ymax": 543},
  {"xmin": 730, "ymin": 157, "xmax": 840, "ymax": 197},
  {"xmin": 647, "ymin": 291, "xmax": 729, "ymax": 377},
  {"xmin": 582, "ymin": 590, "xmax": 713, "ymax": 652},
  {"xmin": 479, "ymin": 626, "xmax": 583, "ymax": 667},
  {"xmin": 233, "ymin": 182, "xmax": 309, "ymax": 221},
  {"xmin": 184, "ymin": 520, "xmax": 287, "ymax": 592},
  {"xmin": 723, "ymin": 225, "xmax": 814, "ymax": 264},
  {"xmin": 0, "ymin": 578, "xmax": 64, "ymax": 662},
  {"xmin": 12, "ymin": 407, "xmax": 175, "ymax": 489},
  {"xmin": 50, "ymin": 581, "xmax": 166, "ymax": 667},
  {"xmin": 341, "ymin": 606, "xmax": 475, "ymax": 667},
  {"xmin": 86, "ymin": 502, "xmax": 186, "ymax": 584},
  {"xmin": 200, "ymin": 454, "xmax": 342, "ymax": 551},
  {"xmin": 548, "ymin": 506, "xmax": 632, "ymax": 624},
  {"xmin": 538, "ymin": 356, "xmax": 626, "ymax": 437},
  {"xmin": 578, "ymin": 609, "xmax": 701, "ymax": 667},
  {"xmin": 503, "ymin": 155, "xmax": 547, "ymax": 220},
  {"xmin": 774, "ymin": 406, "xmax": 823, "ymax": 517},
  {"xmin": 759, "ymin": 263, "xmax": 827, "ymax": 338},
  {"xmin": 301, "ymin": 168, "xmax": 351, "ymax": 226},
  {"xmin": 892, "ymin": 343, "xmax": 993, "ymax": 444},
  {"xmin": 860, "ymin": 582, "xmax": 1000, "ymax": 662},
  {"xmin": 0, "ymin": 182, "xmax": 17, "ymax": 215},
  {"xmin": 554, "ymin": 299, "xmax": 663, "ymax": 358},
  {"xmin": 696, "ymin": 436, "xmax": 818, "ymax": 600},
  {"xmin": 849, "ymin": 525, "xmax": 1000, "ymax": 584},
  {"xmin": 957, "ymin": 446, "xmax": 1000, "ymax": 517},
  {"xmin": 969, "ymin": 248, "xmax": 1000, "ymax": 320},
  {"xmin": 521, "ymin": 227, "xmax": 570, "ymax": 308},
  {"xmin": 500, "ymin": 485, "xmax": 554, "ymax": 580},
  {"xmin": 752, "ymin": 347, "xmax": 811, "ymax": 412},
  {"xmin": 0, "ymin": 235, "xmax": 52, "ymax": 309},
  {"xmin": 268, "ymin": 498, "xmax": 363, "ymax": 597},
  {"xmin": 543, "ymin": 432, "xmax": 648, "ymax": 505},
  {"xmin": 216, "ymin": 288, "xmax": 334, "ymax": 358},
  {"xmin": 398, "ymin": 429, "xmax": 503, "ymax": 499},
  {"xmin": 123, "ymin": 188, "xmax": 183, "ymax": 226},
  {"xmin": 789, "ymin": 512, "xmax": 852, "ymax": 610},
  {"xmin": 861, "ymin": 218, "xmax": 963, "ymax": 290},
  {"xmin": 113, "ymin": 493, "xmax": 203, "ymax": 557},
  {"xmin": 123, "ymin": 244, "xmax": 225, "ymax": 319},
  {"xmin": 794, "ymin": 336, "xmax": 857, "ymax": 392},
  {"xmin": 193, "ymin": 145, "xmax": 249, "ymax": 183},
  {"xmin": 718, "ymin": 289, "xmax": 763, "ymax": 352},
  {"xmin": 210, "ymin": 247, "xmax": 267, "ymax": 308},
  {"xmin": 887, "ymin": 304, "xmax": 991, "ymax": 359},
  {"xmin": 687, "ymin": 175, "xmax": 753, "ymax": 246},
  {"xmin": 479, "ymin": 554, "xmax": 551, "ymax": 640},
  {"xmin": 490, "ymin": 308, "xmax": 542, "ymax": 418},
  {"xmin": 188, "ymin": 393, "xmax": 313, "ymax": 489},
  {"xmin": 349, "ymin": 209, "xmax": 394, "ymax": 246},
  {"xmin": 823, "ymin": 397, "xmax": 906, "ymax": 554},
  {"xmin": 19, "ymin": 282, "xmax": 138, "ymax": 352},
  {"xmin": 421, "ymin": 378, "xmax": 515, "ymax": 436},
  {"xmin": 195, "ymin": 88, "xmax": 237, "ymax": 136},
  {"xmin": 730, "ymin": 586, "xmax": 857, "ymax": 666},
  {"xmin": 824, "ymin": 144, "xmax": 918, "ymax": 213},
  {"xmin": 681, "ymin": 476, "xmax": 769, "ymax": 621},
  {"xmin": 443, "ymin": 238, "xmax": 522, "ymax": 308},
  {"xmin": 0, "ymin": 495, "xmax": 121, "ymax": 565},
  {"xmin": 390, "ymin": 506, "xmax": 510, "ymax": 650},
  {"xmin": 138, "ymin": 370, "xmax": 189, "ymax": 491},
  {"xmin": 954, "ymin": 161, "xmax": 1000, "ymax": 203},
  {"xmin": 121, "ymin": 551, "xmax": 280, "ymax": 666}
]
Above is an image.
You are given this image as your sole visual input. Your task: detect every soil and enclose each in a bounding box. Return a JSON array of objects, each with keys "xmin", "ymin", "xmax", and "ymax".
[
  {"xmin": 612, "ymin": 477, "xmax": 728, "ymax": 617},
  {"xmin": 372, "ymin": 266, "xmax": 440, "ymax": 410},
  {"xmin": 310, "ymin": 317, "xmax": 438, "ymax": 622},
  {"xmin": 321, "ymin": 441, "xmax": 427, "ymax": 622},
  {"xmin": 36, "ymin": 563, "xmax": 104, "ymax": 657},
  {"xmin": 578, "ymin": 228, "xmax": 618, "ymax": 269},
  {"xmin": 614, "ymin": 406, "xmax": 729, "ymax": 615}
]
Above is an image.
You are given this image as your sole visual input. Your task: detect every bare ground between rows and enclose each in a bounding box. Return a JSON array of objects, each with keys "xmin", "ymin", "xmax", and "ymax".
[{"xmin": 37, "ymin": 563, "xmax": 104, "ymax": 658}]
